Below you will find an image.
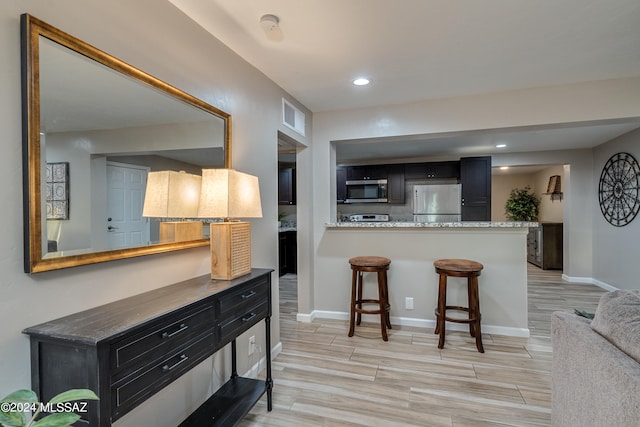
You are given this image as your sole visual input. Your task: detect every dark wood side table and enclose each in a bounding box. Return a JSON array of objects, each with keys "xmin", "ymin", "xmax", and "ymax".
[
  {"xmin": 527, "ymin": 222, "xmax": 563, "ymax": 270},
  {"xmin": 23, "ymin": 269, "xmax": 274, "ymax": 426}
]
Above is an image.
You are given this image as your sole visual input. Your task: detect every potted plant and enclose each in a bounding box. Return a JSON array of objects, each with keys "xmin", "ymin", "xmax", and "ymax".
[
  {"xmin": 278, "ymin": 212, "xmax": 287, "ymax": 227},
  {"xmin": 505, "ymin": 186, "xmax": 540, "ymax": 221},
  {"xmin": 0, "ymin": 389, "xmax": 98, "ymax": 427}
]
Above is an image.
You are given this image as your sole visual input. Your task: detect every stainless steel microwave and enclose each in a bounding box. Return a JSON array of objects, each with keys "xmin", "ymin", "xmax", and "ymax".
[{"xmin": 344, "ymin": 179, "xmax": 388, "ymax": 203}]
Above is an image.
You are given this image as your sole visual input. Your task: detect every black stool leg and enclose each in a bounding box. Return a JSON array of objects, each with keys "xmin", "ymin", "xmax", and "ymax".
[
  {"xmin": 377, "ymin": 270, "xmax": 389, "ymax": 341},
  {"xmin": 436, "ymin": 273, "xmax": 447, "ymax": 349},
  {"xmin": 471, "ymin": 276, "xmax": 484, "ymax": 353},
  {"xmin": 434, "ymin": 273, "xmax": 442, "ymax": 335},
  {"xmin": 467, "ymin": 276, "xmax": 476, "ymax": 337},
  {"xmin": 380, "ymin": 269, "xmax": 392, "ymax": 329},
  {"xmin": 356, "ymin": 271, "xmax": 364, "ymax": 325},
  {"xmin": 348, "ymin": 268, "xmax": 357, "ymax": 337}
]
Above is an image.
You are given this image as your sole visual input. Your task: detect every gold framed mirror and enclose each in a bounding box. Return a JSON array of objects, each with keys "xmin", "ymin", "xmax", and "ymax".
[{"xmin": 21, "ymin": 14, "xmax": 231, "ymax": 273}]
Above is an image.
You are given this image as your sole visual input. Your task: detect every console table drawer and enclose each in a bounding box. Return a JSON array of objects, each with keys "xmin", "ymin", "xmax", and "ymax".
[
  {"xmin": 217, "ymin": 276, "xmax": 269, "ymax": 319},
  {"xmin": 111, "ymin": 305, "xmax": 215, "ymax": 372},
  {"xmin": 220, "ymin": 301, "xmax": 269, "ymax": 344},
  {"xmin": 111, "ymin": 331, "xmax": 214, "ymax": 420}
]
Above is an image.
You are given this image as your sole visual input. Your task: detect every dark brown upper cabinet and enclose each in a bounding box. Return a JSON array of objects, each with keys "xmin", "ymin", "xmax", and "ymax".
[
  {"xmin": 346, "ymin": 165, "xmax": 389, "ymax": 181},
  {"xmin": 404, "ymin": 161, "xmax": 460, "ymax": 180},
  {"xmin": 460, "ymin": 156, "xmax": 492, "ymax": 221},
  {"xmin": 278, "ymin": 167, "xmax": 296, "ymax": 205},
  {"xmin": 387, "ymin": 164, "xmax": 405, "ymax": 204}
]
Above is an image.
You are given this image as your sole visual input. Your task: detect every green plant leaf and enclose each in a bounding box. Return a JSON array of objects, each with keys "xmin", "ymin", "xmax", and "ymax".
[
  {"xmin": 47, "ymin": 390, "xmax": 98, "ymax": 405},
  {"xmin": 1, "ymin": 390, "xmax": 36, "ymax": 427},
  {"xmin": 505, "ymin": 186, "xmax": 540, "ymax": 221},
  {"xmin": 0, "ymin": 410, "xmax": 26, "ymax": 427},
  {"xmin": 31, "ymin": 412, "xmax": 79, "ymax": 427},
  {"xmin": 1, "ymin": 390, "xmax": 38, "ymax": 404}
]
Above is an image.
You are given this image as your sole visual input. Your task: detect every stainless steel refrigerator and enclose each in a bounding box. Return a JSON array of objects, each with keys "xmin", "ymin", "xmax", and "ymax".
[{"xmin": 413, "ymin": 184, "xmax": 462, "ymax": 222}]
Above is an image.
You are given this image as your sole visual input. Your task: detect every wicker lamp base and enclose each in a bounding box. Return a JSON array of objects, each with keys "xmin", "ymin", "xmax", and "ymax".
[{"xmin": 209, "ymin": 221, "xmax": 252, "ymax": 280}]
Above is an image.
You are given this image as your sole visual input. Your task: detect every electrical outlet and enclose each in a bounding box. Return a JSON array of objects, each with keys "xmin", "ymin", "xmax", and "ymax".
[
  {"xmin": 248, "ymin": 335, "xmax": 256, "ymax": 356},
  {"xmin": 405, "ymin": 297, "xmax": 414, "ymax": 310}
]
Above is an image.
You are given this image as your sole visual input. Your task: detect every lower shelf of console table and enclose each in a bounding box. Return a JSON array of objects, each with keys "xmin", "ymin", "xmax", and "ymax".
[
  {"xmin": 180, "ymin": 376, "xmax": 268, "ymax": 426},
  {"xmin": 23, "ymin": 268, "xmax": 274, "ymax": 427}
]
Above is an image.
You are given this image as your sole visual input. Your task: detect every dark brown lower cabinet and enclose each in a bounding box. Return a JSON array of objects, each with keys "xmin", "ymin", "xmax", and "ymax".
[
  {"xmin": 23, "ymin": 269, "xmax": 273, "ymax": 426},
  {"xmin": 279, "ymin": 231, "xmax": 297, "ymax": 276},
  {"xmin": 527, "ymin": 223, "xmax": 563, "ymax": 270}
]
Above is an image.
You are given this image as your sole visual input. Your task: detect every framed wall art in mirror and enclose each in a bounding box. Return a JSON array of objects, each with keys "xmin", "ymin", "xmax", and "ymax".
[
  {"xmin": 45, "ymin": 162, "xmax": 69, "ymax": 220},
  {"xmin": 21, "ymin": 14, "xmax": 232, "ymax": 273}
]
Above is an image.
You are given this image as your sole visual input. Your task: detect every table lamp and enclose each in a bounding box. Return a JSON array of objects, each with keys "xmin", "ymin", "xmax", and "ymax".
[
  {"xmin": 197, "ymin": 169, "xmax": 263, "ymax": 280},
  {"xmin": 142, "ymin": 170, "xmax": 202, "ymax": 243}
]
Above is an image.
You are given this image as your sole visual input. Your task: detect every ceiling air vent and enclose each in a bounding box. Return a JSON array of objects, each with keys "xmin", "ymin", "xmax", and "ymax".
[{"xmin": 282, "ymin": 98, "xmax": 305, "ymax": 136}]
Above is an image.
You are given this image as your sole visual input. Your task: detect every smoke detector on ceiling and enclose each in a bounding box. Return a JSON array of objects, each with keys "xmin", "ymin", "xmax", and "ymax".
[{"xmin": 260, "ymin": 14, "xmax": 280, "ymax": 32}]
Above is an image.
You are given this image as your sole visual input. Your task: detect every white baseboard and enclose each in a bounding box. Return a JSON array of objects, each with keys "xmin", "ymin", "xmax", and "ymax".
[
  {"xmin": 243, "ymin": 341, "xmax": 282, "ymax": 378},
  {"xmin": 301, "ymin": 310, "xmax": 530, "ymax": 338},
  {"xmin": 562, "ymin": 274, "xmax": 619, "ymax": 292},
  {"xmin": 296, "ymin": 312, "xmax": 315, "ymax": 323}
]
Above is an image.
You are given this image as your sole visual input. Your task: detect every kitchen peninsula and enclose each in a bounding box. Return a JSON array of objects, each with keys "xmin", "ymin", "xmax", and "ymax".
[{"xmin": 315, "ymin": 221, "xmax": 536, "ymax": 337}]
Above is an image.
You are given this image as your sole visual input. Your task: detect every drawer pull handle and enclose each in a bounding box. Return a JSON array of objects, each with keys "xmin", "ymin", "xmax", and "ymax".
[
  {"xmin": 162, "ymin": 354, "xmax": 188, "ymax": 373},
  {"xmin": 241, "ymin": 312, "xmax": 257, "ymax": 322},
  {"xmin": 161, "ymin": 323, "xmax": 188, "ymax": 339},
  {"xmin": 241, "ymin": 291, "xmax": 257, "ymax": 300}
]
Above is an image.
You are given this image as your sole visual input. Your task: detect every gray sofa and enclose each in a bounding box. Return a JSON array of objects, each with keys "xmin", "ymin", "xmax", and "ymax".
[{"xmin": 551, "ymin": 290, "xmax": 640, "ymax": 426}]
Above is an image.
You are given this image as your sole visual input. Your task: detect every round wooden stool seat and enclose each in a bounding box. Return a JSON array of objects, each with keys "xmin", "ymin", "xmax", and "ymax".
[
  {"xmin": 434, "ymin": 259, "xmax": 483, "ymax": 275},
  {"xmin": 349, "ymin": 256, "xmax": 391, "ymax": 269},
  {"xmin": 434, "ymin": 258, "xmax": 484, "ymax": 353},
  {"xmin": 348, "ymin": 256, "xmax": 392, "ymax": 341}
]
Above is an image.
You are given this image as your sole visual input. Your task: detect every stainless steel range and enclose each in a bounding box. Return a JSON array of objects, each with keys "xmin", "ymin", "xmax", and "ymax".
[{"xmin": 349, "ymin": 213, "xmax": 390, "ymax": 222}]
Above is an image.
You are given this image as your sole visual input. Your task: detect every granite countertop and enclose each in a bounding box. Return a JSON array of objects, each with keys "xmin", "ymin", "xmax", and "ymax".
[
  {"xmin": 325, "ymin": 221, "xmax": 538, "ymax": 228},
  {"xmin": 279, "ymin": 227, "xmax": 297, "ymax": 232}
]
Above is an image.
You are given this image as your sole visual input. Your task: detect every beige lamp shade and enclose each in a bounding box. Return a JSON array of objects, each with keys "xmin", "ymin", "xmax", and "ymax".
[
  {"xmin": 142, "ymin": 170, "xmax": 202, "ymax": 218},
  {"xmin": 197, "ymin": 169, "xmax": 263, "ymax": 219},
  {"xmin": 197, "ymin": 169, "xmax": 262, "ymax": 280}
]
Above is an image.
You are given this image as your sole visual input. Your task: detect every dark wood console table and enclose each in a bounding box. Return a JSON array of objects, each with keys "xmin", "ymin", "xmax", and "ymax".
[{"xmin": 23, "ymin": 268, "xmax": 273, "ymax": 426}]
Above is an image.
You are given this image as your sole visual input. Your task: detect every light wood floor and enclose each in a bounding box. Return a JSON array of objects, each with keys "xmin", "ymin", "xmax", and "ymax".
[{"xmin": 241, "ymin": 265, "xmax": 606, "ymax": 426}]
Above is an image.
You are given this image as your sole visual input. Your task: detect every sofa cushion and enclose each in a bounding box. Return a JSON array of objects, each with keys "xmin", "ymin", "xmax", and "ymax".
[{"xmin": 591, "ymin": 289, "xmax": 640, "ymax": 364}]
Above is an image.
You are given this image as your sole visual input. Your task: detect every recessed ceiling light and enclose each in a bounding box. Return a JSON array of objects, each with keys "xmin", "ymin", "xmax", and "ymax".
[
  {"xmin": 496, "ymin": 144, "xmax": 507, "ymax": 148},
  {"xmin": 353, "ymin": 77, "xmax": 370, "ymax": 86}
]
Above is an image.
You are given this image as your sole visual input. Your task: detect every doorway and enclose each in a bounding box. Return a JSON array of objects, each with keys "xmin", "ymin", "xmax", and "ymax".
[
  {"xmin": 492, "ymin": 163, "xmax": 566, "ymax": 270},
  {"xmin": 277, "ymin": 131, "xmax": 304, "ymax": 318},
  {"xmin": 106, "ymin": 161, "xmax": 150, "ymax": 249}
]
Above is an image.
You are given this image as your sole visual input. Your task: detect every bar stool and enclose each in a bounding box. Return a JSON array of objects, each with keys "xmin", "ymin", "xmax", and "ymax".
[
  {"xmin": 434, "ymin": 259, "xmax": 484, "ymax": 353},
  {"xmin": 348, "ymin": 256, "xmax": 392, "ymax": 341}
]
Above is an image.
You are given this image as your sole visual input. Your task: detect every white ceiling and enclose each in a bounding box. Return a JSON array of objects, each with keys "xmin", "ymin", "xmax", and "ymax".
[
  {"xmin": 170, "ymin": 0, "xmax": 640, "ymax": 162},
  {"xmin": 334, "ymin": 120, "xmax": 640, "ymax": 164}
]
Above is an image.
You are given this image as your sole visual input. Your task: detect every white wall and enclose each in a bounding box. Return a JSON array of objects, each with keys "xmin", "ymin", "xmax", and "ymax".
[
  {"xmin": 0, "ymin": 1, "xmax": 310, "ymax": 425},
  {"xmin": 592, "ymin": 128, "xmax": 640, "ymax": 290},
  {"xmin": 308, "ymin": 81, "xmax": 640, "ymax": 325}
]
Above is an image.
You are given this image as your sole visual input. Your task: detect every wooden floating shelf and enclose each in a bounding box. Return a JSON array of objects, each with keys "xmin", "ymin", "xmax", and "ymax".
[{"xmin": 544, "ymin": 192, "xmax": 563, "ymax": 201}]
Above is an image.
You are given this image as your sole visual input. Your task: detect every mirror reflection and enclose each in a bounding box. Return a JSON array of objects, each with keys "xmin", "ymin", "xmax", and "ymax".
[{"xmin": 22, "ymin": 14, "xmax": 231, "ymax": 272}]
